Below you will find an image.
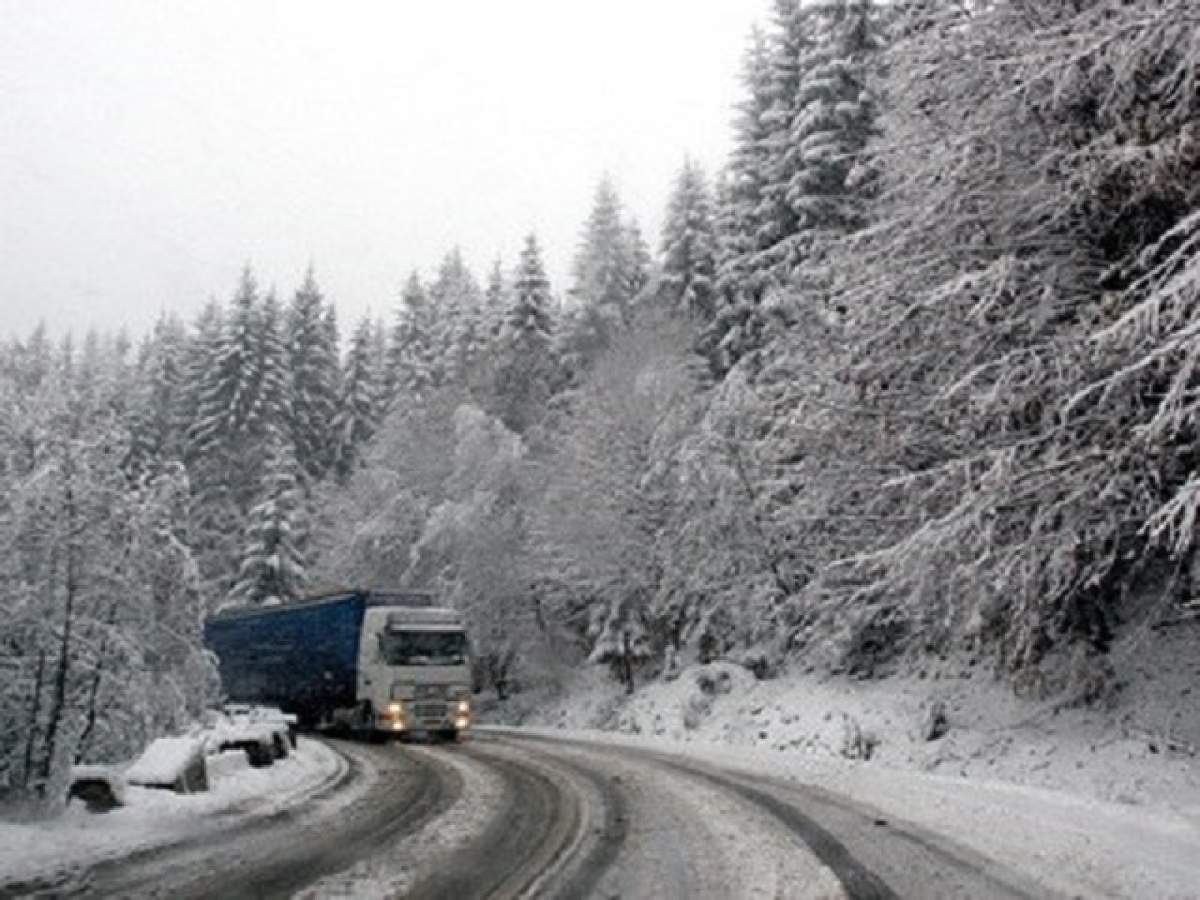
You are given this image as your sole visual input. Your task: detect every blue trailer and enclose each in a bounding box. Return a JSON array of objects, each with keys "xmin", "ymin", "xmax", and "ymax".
[{"xmin": 204, "ymin": 590, "xmax": 474, "ymax": 738}]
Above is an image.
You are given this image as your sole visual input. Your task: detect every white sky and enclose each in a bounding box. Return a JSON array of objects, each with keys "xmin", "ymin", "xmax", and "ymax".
[{"xmin": 1, "ymin": 0, "xmax": 770, "ymax": 340}]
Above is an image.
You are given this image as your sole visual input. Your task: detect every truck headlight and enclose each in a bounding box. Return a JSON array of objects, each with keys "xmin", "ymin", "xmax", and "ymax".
[
  {"xmin": 388, "ymin": 702, "xmax": 404, "ymax": 717},
  {"xmin": 456, "ymin": 700, "xmax": 470, "ymax": 715}
]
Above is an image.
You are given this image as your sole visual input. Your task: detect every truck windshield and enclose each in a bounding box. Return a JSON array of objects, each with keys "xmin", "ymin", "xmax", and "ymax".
[{"xmin": 378, "ymin": 630, "xmax": 467, "ymax": 666}]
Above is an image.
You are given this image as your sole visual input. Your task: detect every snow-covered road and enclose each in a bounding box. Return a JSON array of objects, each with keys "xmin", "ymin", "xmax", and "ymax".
[{"xmin": 5, "ymin": 729, "xmax": 1197, "ymax": 898}]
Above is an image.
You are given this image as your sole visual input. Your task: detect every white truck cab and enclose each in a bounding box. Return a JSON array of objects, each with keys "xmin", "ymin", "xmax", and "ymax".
[{"xmin": 356, "ymin": 605, "xmax": 472, "ymax": 739}]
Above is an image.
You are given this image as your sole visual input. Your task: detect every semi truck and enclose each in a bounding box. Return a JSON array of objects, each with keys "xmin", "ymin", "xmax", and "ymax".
[{"xmin": 203, "ymin": 590, "xmax": 472, "ymax": 740}]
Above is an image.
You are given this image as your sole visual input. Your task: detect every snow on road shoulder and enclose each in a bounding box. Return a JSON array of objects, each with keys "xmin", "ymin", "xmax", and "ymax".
[
  {"xmin": 494, "ymin": 725, "xmax": 1200, "ymax": 899},
  {"xmin": 0, "ymin": 738, "xmax": 343, "ymax": 889},
  {"xmin": 505, "ymin": 658, "xmax": 1200, "ymax": 812}
]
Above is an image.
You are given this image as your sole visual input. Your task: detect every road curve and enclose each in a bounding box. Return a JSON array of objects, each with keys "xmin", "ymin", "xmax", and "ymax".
[
  {"xmin": 20, "ymin": 730, "xmax": 1062, "ymax": 899},
  {"xmin": 467, "ymin": 730, "xmax": 1055, "ymax": 900}
]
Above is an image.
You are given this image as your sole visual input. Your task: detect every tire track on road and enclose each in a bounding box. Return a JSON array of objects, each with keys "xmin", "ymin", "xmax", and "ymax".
[{"xmin": 402, "ymin": 737, "xmax": 629, "ymax": 900}]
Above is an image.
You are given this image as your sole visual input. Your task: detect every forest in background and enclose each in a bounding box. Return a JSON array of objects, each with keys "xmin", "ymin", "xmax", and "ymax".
[{"xmin": 2, "ymin": 0, "xmax": 1198, "ymax": 801}]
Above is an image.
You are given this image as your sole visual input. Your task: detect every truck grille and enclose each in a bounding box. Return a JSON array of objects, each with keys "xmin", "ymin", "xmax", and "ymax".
[{"xmin": 413, "ymin": 702, "xmax": 445, "ymax": 720}]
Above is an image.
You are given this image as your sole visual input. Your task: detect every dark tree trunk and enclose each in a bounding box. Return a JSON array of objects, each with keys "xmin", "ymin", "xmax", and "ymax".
[
  {"xmin": 20, "ymin": 649, "xmax": 47, "ymax": 790},
  {"xmin": 621, "ymin": 634, "xmax": 635, "ymax": 695},
  {"xmin": 75, "ymin": 597, "xmax": 120, "ymax": 765},
  {"xmin": 40, "ymin": 466, "xmax": 79, "ymax": 789}
]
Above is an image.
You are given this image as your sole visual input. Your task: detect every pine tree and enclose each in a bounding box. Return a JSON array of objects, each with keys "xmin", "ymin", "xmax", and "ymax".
[
  {"xmin": 188, "ymin": 267, "xmax": 265, "ymax": 456},
  {"xmin": 719, "ymin": 26, "xmax": 774, "ymax": 295},
  {"xmin": 368, "ymin": 316, "xmax": 389, "ymax": 397},
  {"xmin": 782, "ymin": 0, "xmax": 880, "ymax": 246},
  {"xmin": 178, "ymin": 299, "xmax": 223, "ymax": 452},
  {"xmin": 430, "ymin": 248, "xmax": 484, "ymax": 386},
  {"xmin": 660, "ymin": 157, "xmax": 718, "ymax": 320},
  {"xmin": 493, "ymin": 234, "xmax": 558, "ymax": 432},
  {"xmin": 483, "ymin": 258, "xmax": 508, "ymax": 339},
  {"xmin": 185, "ymin": 269, "xmax": 270, "ymax": 594},
  {"xmin": 12, "ymin": 322, "xmax": 52, "ymax": 396},
  {"xmin": 286, "ymin": 268, "xmax": 340, "ymax": 480},
  {"xmin": 332, "ymin": 317, "xmax": 379, "ymax": 482},
  {"xmin": 322, "ymin": 304, "xmax": 342, "ymax": 411},
  {"xmin": 258, "ymin": 289, "xmax": 293, "ymax": 445},
  {"xmin": 622, "ymin": 219, "xmax": 653, "ymax": 301},
  {"xmin": 505, "ymin": 236, "xmax": 555, "ymax": 351},
  {"xmin": 570, "ymin": 176, "xmax": 638, "ymax": 325},
  {"xmin": 127, "ymin": 314, "xmax": 188, "ymax": 478},
  {"xmin": 705, "ymin": 28, "xmax": 776, "ymax": 375},
  {"xmin": 385, "ymin": 271, "xmax": 438, "ymax": 405},
  {"xmin": 757, "ymin": 0, "xmax": 820, "ymax": 266},
  {"xmin": 229, "ymin": 430, "xmax": 307, "ymax": 607}
]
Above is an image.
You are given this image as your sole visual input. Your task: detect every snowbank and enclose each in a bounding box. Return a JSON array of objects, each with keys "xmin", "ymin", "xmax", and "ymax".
[
  {"xmin": 0, "ymin": 738, "xmax": 342, "ymax": 891},
  {"xmin": 504, "ymin": 652, "xmax": 1200, "ymax": 812}
]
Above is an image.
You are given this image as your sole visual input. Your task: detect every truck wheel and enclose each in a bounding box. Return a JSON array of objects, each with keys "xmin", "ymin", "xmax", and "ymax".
[{"xmin": 436, "ymin": 729, "xmax": 459, "ymax": 743}]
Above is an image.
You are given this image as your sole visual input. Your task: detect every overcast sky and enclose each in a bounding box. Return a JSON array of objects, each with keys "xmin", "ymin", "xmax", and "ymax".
[{"xmin": 1, "ymin": 0, "xmax": 771, "ymax": 341}]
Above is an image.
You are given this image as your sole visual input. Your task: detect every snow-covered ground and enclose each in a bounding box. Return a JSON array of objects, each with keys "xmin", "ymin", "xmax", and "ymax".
[
  {"xmin": 484, "ymin": 622, "xmax": 1200, "ymax": 898},
  {"xmin": 500, "ymin": 622, "xmax": 1200, "ymax": 810},
  {"xmin": 0, "ymin": 739, "xmax": 344, "ymax": 889}
]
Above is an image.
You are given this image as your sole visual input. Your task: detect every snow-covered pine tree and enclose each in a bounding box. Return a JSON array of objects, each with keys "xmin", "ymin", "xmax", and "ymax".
[
  {"xmin": 493, "ymin": 234, "xmax": 558, "ymax": 433},
  {"xmin": 368, "ymin": 315, "xmax": 389, "ymax": 389},
  {"xmin": 332, "ymin": 316, "xmax": 379, "ymax": 482},
  {"xmin": 8, "ymin": 322, "xmax": 52, "ymax": 397},
  {"xmin": 756, "ymin": 0, "xmax": 819, "ymax": 269},
  {"xmin": 185, "ymin": 269, "xmax": 270, "ymax": 594},
  {"xmin": 705, "ymin": 27, "xmax": 776, "ymax": 376},
  {"xmin": 188, "ymin": 267, "xmax": 265, "ymax": 457},
  {"xmin": 483, "ymin": 257, "xmax": 508, "ymax": 340},
  {"xmin": 784, "ymin": 0, "xmax": 880, "ymax": 241},
  {"xmin": 257, "ymin": 288, "xmax": 293, "ymax": 445},
  {"xmin": 385, "ymin": 271, "xmax": 438, "ymax": 407},
  {"xmin": 286, "ymin": 268, "xmax": 340, "ymax": 480},
  {"xmin": 228, "ymin": 429, "xmax": 308, "ymax": 607},
  {"xmin": 660, "ymin": 157, "xmax": 718, "ymax": 320},
  {"xmin": 430, "ymin": 248, "xmax": 485, "ymax": 388},
  {"xmin": 570, "ymin": 176, "xmax": 638, "ymax": 328},
  {"xmin": 177, "ymin": 299, "xmax": 223, "ymax": 453},
  {"xmin": 622, "ymin": 218, "xmax": 654, "ymax": 302},
  {"xmin": 126, "ymin": 313, "xmax": 188, "ymax": 479}
]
